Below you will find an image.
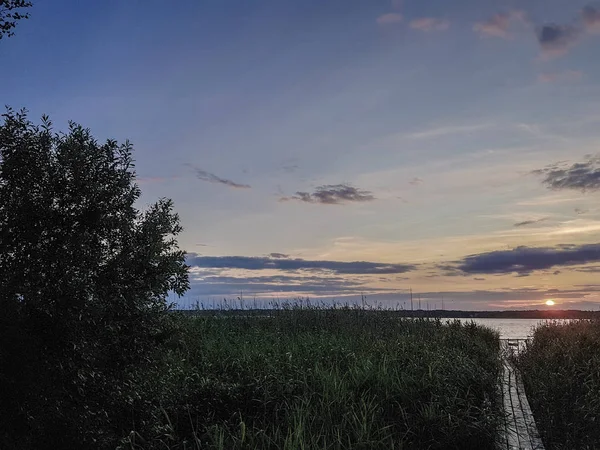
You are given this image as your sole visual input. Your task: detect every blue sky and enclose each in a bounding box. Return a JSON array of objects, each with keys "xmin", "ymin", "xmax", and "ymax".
[{"xmin": 3, "ymin": 0, "xmax": 600, "ymax": 309}]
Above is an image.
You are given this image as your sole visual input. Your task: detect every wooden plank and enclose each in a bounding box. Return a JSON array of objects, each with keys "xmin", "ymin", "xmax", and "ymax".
[
  {"xmin": 499, "ymin": 340, "xmax": 545, "ymax": 450},
  {"xmin": 502, "ymin": 360, "xmax": 522, "ymax": 449},
  {"xmin": 514, "ymin": 366, "xmax": 545, "ymax": 450}
]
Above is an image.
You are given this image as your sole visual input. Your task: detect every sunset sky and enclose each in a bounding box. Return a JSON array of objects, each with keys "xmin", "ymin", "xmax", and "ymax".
[{"xmin": 2, "ymin": 0, "xmax": 600, "ymax": 309}]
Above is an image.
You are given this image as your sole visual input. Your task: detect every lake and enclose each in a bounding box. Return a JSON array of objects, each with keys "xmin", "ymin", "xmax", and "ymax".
[{"xmin": 457, "ymin": 318, "xmax": 565, "ymax": 339}]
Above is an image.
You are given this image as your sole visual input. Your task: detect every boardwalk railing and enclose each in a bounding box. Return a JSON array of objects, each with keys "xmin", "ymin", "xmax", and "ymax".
[{"xmin": 499, "ymin": 339, "xmax": 545, "ymax": 450}]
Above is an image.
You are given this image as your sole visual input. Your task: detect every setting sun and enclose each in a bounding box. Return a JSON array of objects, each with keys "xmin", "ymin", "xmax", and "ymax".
[{"xmin": 545, "ymin": 300, "xmax": 556, "ymax": 306}]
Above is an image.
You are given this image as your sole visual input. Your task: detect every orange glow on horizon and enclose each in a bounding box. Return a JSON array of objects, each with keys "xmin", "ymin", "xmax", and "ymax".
[{"xmin": 545, "ymin": 299, "xmax": 556, "ymax": 306}]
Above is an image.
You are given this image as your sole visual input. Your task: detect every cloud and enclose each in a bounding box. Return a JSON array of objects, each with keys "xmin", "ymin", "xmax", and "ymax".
[
  {"xmin": 377, "ymin": 13, "xmax": 403, "ymax": 25},
  {"xmin": 582, "ymin": 5, "xmax": 600, "ymax": 33},
  {"xmin": 513, "ymin": 217, "xmax": 549, "ymax": 227},
  {"xmin": 408, "ymin": 177, "xmax": 423, "ymax": 186},
  {"xmin": 188, "ymin": 274, "xmax": 373, "ymax": 296},
  {"xmin": 574, "ymin": 265, "xmax": 600, "ymax": 273},
  {"xmin": 456, "ymin": 243, "xmax": 600, "ymax": 275},
  {"xmin": 407, "ymin": 123, "xmax": 490, "ymax": 140},
  {"xmin": 186, "ymin": 254, "xmax": 416, "ymax": 275},
  {"xmin": 537, "ymin": 24, "xmax": 581, "ymax": 58},
  {"xmin": 268, "ymin": 253, "xmax": 289, "ymax": 259},
  {"xmin": 410, "ymin": 18, "xmax": 450, "ymax": 32},
  {"xmin": 473, "ymin": 11, "xmax": 526, "ymax": 39},
  {"xmin": 187, "ymin": 164, "xmax": 250, "ymax": 189},
  {"xmin": 533, "ymin": 155, "xmax": 600, "ymax": 192},
  {"xmin": 538, "ymin": 70, "xmax": 583, "ymax": 83},
  {"xmin": 281, "ymin": 184, "xmax": 375, "ymax": 205},
  {"xmin": 282, "ymin": 164, "xmax": 299, "ymax": 173},
  {"xmin": 181, "ymin": 274, "xmax": 375, "ymax": 301}
]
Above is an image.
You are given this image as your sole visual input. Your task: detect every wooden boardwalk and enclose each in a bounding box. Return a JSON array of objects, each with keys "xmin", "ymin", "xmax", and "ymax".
[{"xmin": 499, "ymin": 340, "xmax": 545, "ymax": 450}]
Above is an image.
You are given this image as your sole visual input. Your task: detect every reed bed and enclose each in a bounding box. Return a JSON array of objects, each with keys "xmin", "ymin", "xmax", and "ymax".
[
  {"xmin": 516, "ymin": 319, "xmax": 600, "ymax": 450},
  {"xmin": 134, "ymin": 308, "xmax": 504, "ymax": 449}
]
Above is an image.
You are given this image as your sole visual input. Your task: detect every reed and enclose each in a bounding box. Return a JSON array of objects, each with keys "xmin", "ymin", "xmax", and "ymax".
[
  {"xmin": 127, "ymin": 308, "xmax": 504, "ymax": 449},
  {"xmin": 517, "ymin": 319, "xmax": 600, "ymax": 450}
]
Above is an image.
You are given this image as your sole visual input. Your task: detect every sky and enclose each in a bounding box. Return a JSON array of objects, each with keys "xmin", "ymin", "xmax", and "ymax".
[{"xmin": 2, "ymin": 0, "xmax": 600, "ymax": 310}]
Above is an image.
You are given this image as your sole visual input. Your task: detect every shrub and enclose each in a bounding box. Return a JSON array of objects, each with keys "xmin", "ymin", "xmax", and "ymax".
[{"xmin": 0, "ymin": 109, "xmax": 189, "ymax": 448}]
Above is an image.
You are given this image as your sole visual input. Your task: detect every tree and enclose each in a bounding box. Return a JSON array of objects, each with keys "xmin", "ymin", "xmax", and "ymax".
[
  {"xmin": 0, "ymin": 108, "xmax": 189, "ymax": 448},
  {"xmin": 0, "ymin": 0, "xmax": 32, "ymax": 39}
]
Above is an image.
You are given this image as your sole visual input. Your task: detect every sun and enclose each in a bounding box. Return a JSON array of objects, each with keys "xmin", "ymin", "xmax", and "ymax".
[{"xmin": 545, "ymin": 299, "xmax": 556, "ymax": 306}]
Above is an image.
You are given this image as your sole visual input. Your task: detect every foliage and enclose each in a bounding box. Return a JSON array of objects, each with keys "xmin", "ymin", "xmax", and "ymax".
[
  {"xmin": 0, "ymin": 109, "xmax": 189, "ymax": 449},
  {"xmin": 129, "ymin": 309, "xmax": 503, "ymax": 450},
  {"xmin": 0, "ymin": 111, "xmax": 503, "ymax": 449},
  {"xmin": 0, "ymin": 0, "xmax": 32, "ymax": 39},
  {"xmin": 517, "ymin": 320, "xmax": 600, "ymax": 450}
]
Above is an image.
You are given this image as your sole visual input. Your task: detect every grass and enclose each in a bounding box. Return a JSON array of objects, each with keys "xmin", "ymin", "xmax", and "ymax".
[
  {"xmin": 516, "ymin": 319, "xmax": 600, "ymax": 450},
  {"xmin": 126, "ymin": 308, "xmax": 504, "ymax": 449}
]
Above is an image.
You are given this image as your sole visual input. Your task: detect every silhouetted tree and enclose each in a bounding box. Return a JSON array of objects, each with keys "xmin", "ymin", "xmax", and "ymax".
[
  {"xmin": 0, "ymin": 108, "xmax": 189, "ymax": 448},
  {"xmin": 0, "ymin": 0, "xmax": 32, "ymax": 39}
]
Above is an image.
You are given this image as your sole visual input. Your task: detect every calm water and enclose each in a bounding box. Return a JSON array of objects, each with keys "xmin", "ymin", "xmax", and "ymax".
[{"xmin": 457, "ymin": 318, "xmax": 564, "ymax": 339}]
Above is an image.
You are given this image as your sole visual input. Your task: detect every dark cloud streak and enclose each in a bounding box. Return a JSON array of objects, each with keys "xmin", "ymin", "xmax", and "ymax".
[
  {"xmin": 281, "ymin": 184, "xmax": 375, "ymax": 205},
  {"xmin": 533, "ymin": 155, "xmax": 600, "ymax": 192},
  {"xmin": 457, "ymin": 243, "xmax": 600, "ymax": 275},
  {"xmin": 514, "ymin": 217, "xmax": 548, "ymax": 227},
  {"xmin": 187, "ymin": 254, "xmax": 415, "ymax": 275},
  {"xmin": 187, "ymin": 164, "xmax": 251, "ymax": 189},
  {"xmin": 537, "ymin": 24, "xmax": 581, "ymax": 57},
  {"xmin": 269, "ymin": 253, "xmax": 289, "ymax": 259},
  {"xmin": 582, "ymin": 5, "xmax": 600, "ymax": 32}
]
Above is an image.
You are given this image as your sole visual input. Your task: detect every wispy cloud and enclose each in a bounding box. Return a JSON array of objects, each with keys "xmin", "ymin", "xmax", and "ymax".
[
  {"xmin": 376, "ymin": 13, "xmax": 403, "ymax": 25},
  {"xmin": 537, "ymin": 24, "xmax": 581, "ymax": 59},
  {"xmin": 533, "ymin": 155, "xmax": 600, "ymax": 192},
  {"xmin": 473, "ymin": 11, "xmax": 526, "ymax": 39},
  {"xmin": 514, "ymin": 218, "xmax": 549, "ymax": 227},
  {"xmin": 516, "ymin": 193, "xmax": 583, "ymax": 207},
  {"xmin": 456, "ymin": 243, "xmax": 600, "ymax": 275},
  {"xmin": 538, "ymin": 70, "xmax": 583, "ymax": 84},
  {"xmin": 187, "ymin": 164, "xmax": 251, "ymax": 189},
  {"xmin": 186, "ymin": 274, "xmax": 377, "ymax": 297},
  {"xmin": 281, "ymin": 184, "xmax": 375, "ymax": 205},
  {"xmin": 582, "ymin": 5, "xmax": 600, "ymax": 33},
  {"xmin": 409, "ymin": 177, "xmax": 423, "ymax": 186},
  {"xmin": 407, "ymin": 123, "xmax": 490, "ymax": 140},
  {"xmin": 574, "ymin": 265, "xmax": 600, "ymax": 273},
  {"xmin": 410, "ymin": 17, "xmax": 450, "ymax": 32},
  {"xmin": 282, "ymin": 164, "xmax": 299, "ymax": 173},
  {"xmin": 186, "ymin": 254, "xmax": 416, "ymax": 275}
]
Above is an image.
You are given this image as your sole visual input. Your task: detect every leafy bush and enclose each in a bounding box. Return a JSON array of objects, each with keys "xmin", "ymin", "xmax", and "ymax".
[{"xmin": 0, "ymin": 109, "xmax": 189, "ymax": 449}]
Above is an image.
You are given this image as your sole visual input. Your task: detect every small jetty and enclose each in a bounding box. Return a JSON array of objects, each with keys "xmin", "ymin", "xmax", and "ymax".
[{"xmin": 499, "ymin": 339, "xmax": 545, "ymax": 450}]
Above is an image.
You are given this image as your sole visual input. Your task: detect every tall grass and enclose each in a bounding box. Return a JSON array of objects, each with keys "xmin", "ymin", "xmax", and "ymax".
[
  {"xmin": 517, "ymin": 320, "xmax": 600, "ymax": 450},
  {"xmin": 127, "ymin": 308, "xmax": 503, "ymax": 449}
]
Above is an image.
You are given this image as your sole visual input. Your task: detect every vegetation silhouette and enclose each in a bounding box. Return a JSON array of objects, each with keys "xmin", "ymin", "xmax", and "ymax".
[
  {"xmin": 0, "ymin": 0, "xmax": 32, "ymax": 39},
  {"xmin": 0, "ymin": 109, "xmax": 189, "ymax": 448}
]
